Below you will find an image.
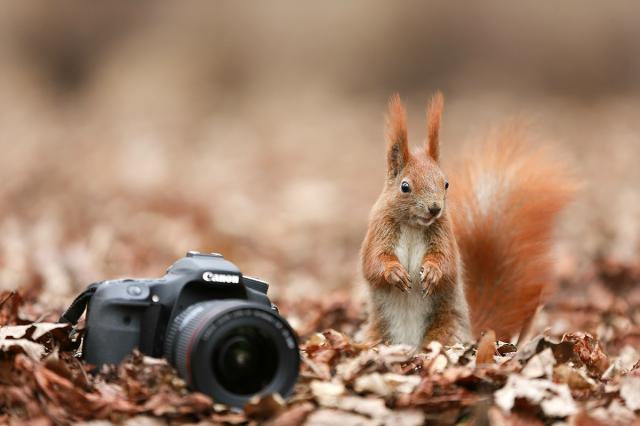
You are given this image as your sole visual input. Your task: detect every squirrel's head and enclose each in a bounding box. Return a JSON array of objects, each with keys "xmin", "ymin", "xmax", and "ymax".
[{"xmin": 383, "ymin": 93, "xmax": 448, "ymax": 228}]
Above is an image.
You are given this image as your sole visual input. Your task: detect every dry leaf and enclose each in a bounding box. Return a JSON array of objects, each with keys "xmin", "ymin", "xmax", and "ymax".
[
  {"xmin": 264, "ymin": 402, "xmax": 315, "ymax": 426},
  {"xmin": 553, "ymin": 364, "xmax": 594, "ymax": 391},
  {"xmin": 353, "ymin": 372, "xmax": 420, "ymax": 397},
  {"xmin": 619, "ymin": 376, "xmax": 640, "ymax": 411},
  {"xmin": 428, "ymin": 354, "xmax": 449, "ymax": 375},
  {"xmin": 0, "ymin": 338, "xmax": 45, "ymax": 359},
  {"xmin": 495, "ymin": 374, "xmax": 577, "ymax": 418},
  {"xmin": 305, "ymin": 408, "xmax": 376, "ymax": 426},
  {"xmin": 563, "ymin": 332, "xmax": 610, "ymax": 376},
  {"xmin": 476, "ymin": 330, "xmax": 497, "ymax": 365},
  {"xmin": 521, "ymin": 348, "xmax": 556, "ymax": 379},
  {"xmin": 445, "ymin": 343, "xmax": 474, "ymax": 365},
  {"xmin": 310, "ymin": 380, "xmax": 345, "ymax": 406},
  {"xmin": 244, "ymin": 393, "xmax": 286, "ymax": 420},
  {"xmin": 1, "ymin": 253, "xmax": 640, "ymax": 424},
  {"xmin": 614, "ymin": 346, "xmax": 640, "ymax": 372}
]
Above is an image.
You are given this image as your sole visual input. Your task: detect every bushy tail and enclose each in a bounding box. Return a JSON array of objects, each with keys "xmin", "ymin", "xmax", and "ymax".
[{"xmin": 449, "ymin": 123, "xmax": 576, "ymax": 341}]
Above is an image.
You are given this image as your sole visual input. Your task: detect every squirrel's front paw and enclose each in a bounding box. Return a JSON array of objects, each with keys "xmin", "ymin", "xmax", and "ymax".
[
  {"xmin": 383, "ymin": 263, "xmax": 411, "ymax": 293},
  {"xmin": 420, "ymin": 262, "xmax": 442, "ymax": 297}
]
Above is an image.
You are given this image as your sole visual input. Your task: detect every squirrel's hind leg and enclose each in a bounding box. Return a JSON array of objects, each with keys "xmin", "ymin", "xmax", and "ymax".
[
  {"xmin": 421, "ymin": 310, "xmax": 465, "ymax": 348},
  {"xmin": 357, "ymin": 316, "xmax": 386, "ymax": 345}
]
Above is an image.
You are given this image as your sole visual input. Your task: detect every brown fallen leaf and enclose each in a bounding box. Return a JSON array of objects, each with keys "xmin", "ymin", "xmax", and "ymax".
[
  {"xmin": 619, "ymin": 376, "xmax": 640, "ymax": 411},
  {"xmin": 310, "ymin": 379, "xmax": 345, "ymax": 406},
  {"xmin": 0, "ymin": 338, "xmax": 45, "ymax": 360},
  {"xmin": 264, "ymin": 402, "xmax": 315, "ymax": 426},
  {"xmin": 0, "ymin": 291, "xmax": 28, "ymax": 326},
  {"xmin": 305, "ymin": 408, "xmax": 375, "ymax": 426},
  {"xmin": 210, "ymin": 411, "xmax": 248, "ymax": 425},
  {"xmin": 553, "ymin": 364, "xmax": 594, "ymax": 391},
  {"xmin": 488, "ymin": 406, "xmax": 545, "ymax": 426},
  {"xmin": 494, "ymin": 374, "xmax": 577, "ymax": 418},
  {"xmin": 476, "ymin": 330, "xmax": 497, "ymax": 365},
  {"xmin": 0, "ymin": 324, "xmax": 31, "ymax": 339},
  {"xmin": 301, "ymin": 352, "xmax": 333, "ymax": 380},
  {"xmin": 589, "ymin": 399, "xmax": 638, "ymax": 425},
  {"xmin": 142, "ymin": 389, "xmax": 212, "ymax": 416},
  {"xmin": 30, "ymin": 323, "xmax": 71, "ymax": 341},
  {"xmin": 515, "ymin": 335, "xmax": 575, "ymax": 364},
  {"xmin": 353, "ymin": 372, "xmax": 421, "ymax": 397},
  {"xmin": 0, "ymin": 250, "xmax": 637, "ymax": 426},
  {"xmin": 563, "ymin": 332, "xmax": 610, "ymax": 376},
  {"xmin": 336, "ymin": 344, "xmax": 416, "ymax": 383},
  {"xmin": 521, "ymin": 348, "xmax": 556, "ymax": 379},
  {"xmin": 244, "ymin": 393, "xmax": 286, "ymax": 420}
]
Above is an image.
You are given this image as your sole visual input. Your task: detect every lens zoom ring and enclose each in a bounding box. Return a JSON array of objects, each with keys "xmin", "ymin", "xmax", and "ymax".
[
  {"xmin": 173, "ymin": 311, "xmax": 210, "ymax": 384},
  {"xmin": 164, "ymin": 306, "xmax": 194, "ymax": 365}
]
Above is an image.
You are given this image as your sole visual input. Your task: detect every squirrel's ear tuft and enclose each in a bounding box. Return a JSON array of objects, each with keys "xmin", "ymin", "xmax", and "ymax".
[
  {"xmin": 426, "ymin": 91, "xmax": 444, "ymax": 162},
  {"xmin": 386, "ymin": 93, "xmax": 410, "ymax": 178}
]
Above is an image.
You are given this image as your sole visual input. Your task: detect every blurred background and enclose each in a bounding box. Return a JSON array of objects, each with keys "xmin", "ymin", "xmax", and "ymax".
[{"xmin": 0, "ymin": 1, "xmax": 639, "ymax": 310}]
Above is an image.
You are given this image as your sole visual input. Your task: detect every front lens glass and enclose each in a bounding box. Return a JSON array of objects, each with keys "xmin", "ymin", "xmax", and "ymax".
[{"xmin": 213, "ymin": 325, "xmax": 278, "ymax": 395}]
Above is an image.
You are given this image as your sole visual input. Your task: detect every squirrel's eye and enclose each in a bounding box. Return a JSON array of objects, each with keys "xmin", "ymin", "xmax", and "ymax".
[
  {"xmin": 445, "ymin": 181, "xmax": 449, "ymax": 190},
  {"xmin": 401, "ymin": 181, "xmax": 411, "ymax": 193}
]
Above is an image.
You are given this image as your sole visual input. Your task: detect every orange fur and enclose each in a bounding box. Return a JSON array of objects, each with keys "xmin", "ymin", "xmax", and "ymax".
[
  {"xmin": 361, "ymin": 94, "xmax": 471, "ymax": 347},
  {"xmin": 426, "ymin": 91, "xmax": 444, "ymax": 162},
  {"xmin": 386, "ymin": 94, "xmax": 410, "ymax": 178},
  {"xmin": 449, "ymin": 123, "xmax": 576, "ymax": 340},
  {"xmin": 361, "ymin": 93, "xmax": 575, "ymax": 347}
]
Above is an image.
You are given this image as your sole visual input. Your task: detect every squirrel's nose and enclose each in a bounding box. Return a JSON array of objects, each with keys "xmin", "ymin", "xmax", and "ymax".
[{"xmin": 428, "ymin": 205, "xmax": 442, "ymax": 216}]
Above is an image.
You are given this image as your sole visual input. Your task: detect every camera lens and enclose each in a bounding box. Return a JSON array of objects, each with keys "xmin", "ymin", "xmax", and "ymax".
[
  {"xmin": 164, "ymin": 300, "xmax": 299, "ymax": 407},
  {"xmin": 214, "ymin": 327, "xmax": 277, "ymax": 395}
]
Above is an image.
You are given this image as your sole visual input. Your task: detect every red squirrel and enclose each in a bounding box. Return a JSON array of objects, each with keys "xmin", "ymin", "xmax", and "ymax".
[{"xmin": 361, "ymin": 93, "xmax": 574, "ymax": 348}]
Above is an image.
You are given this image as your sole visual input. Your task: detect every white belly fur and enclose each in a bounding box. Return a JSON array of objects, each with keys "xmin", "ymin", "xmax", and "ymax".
[{"xmin": 371, "ymin": 225, "xmax": 433, "ymax": 347}]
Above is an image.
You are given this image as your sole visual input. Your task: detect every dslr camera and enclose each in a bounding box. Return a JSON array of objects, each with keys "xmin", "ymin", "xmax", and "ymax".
[{"xmin": 60, "ymin": 251, "xmax": 300, "ymax": 407}]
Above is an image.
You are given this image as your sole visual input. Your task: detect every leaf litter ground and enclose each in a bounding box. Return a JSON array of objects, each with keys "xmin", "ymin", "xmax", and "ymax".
[{"xmin": 1, "ymin": 257, "xmax": 640, "ymax": 425}]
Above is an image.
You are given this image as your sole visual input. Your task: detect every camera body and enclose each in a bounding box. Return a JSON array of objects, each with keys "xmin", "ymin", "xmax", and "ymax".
[
  {"xmin": 81, "ymin": 251, "xmax": 299, "ymax": 407},
  {"xmin": 83, "ymin": 251, "xmax": 279, "ymax": 363}
]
